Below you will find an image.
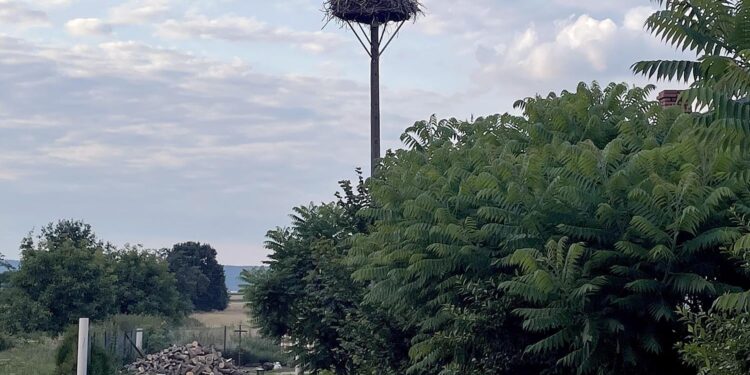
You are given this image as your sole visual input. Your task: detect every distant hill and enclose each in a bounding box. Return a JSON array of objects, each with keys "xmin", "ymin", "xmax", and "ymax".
[
  {"xmin": 224, "ymin": 265, "xmax": 266, "ymax": 292},
  {"xmin": 1, "ymin": 259, "xmax": 19, "ymax": 271},
  {"xmin": 1, "ymin": 260, "xmax": 264, "ymax": 292}
]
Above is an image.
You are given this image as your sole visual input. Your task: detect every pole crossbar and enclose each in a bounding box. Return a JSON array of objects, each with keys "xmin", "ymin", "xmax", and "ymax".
[
  {"xmin": 380, "ymin": 20, "xmax": 406, "ymax": 55},
  {"xmin": 357, "ymin": 22, "xmax": 371, "ymax": 44},
  {"xmin": 346, "ymin": 21, "xmax": 371, "ymax": 57}
]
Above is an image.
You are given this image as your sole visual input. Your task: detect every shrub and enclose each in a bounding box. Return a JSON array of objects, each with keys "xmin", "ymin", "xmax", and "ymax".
[
  {"xmin": 677, "ymin": 308, "xmax": 750, "ymax": 375},
  {"xmin": 222, "ymin": 337, "xmax": 290, "ymax": 366},
  {"xmin": 55, "ymin": 326, "xmax": 115, "ymax": 375},
  {"xmin": 0, "ymin": 333, "xmax": 14, "ymax": 351},
  {"xmin": 0, "ymin": 287, "xmax": 52, "ymax": 334}
]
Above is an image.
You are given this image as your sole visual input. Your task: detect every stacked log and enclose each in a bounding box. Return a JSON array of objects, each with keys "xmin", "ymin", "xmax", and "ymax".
[{"xmin": 125, "ymin": 341, "xmax": 244, "ymax": 375}]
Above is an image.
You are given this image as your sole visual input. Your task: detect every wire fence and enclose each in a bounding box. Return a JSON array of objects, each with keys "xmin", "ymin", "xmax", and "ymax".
[{"xmin": 88, "ymin": 324, "xmax": 288, "ymax": 367}]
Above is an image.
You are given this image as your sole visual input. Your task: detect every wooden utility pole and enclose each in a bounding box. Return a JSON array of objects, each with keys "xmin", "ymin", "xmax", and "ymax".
[
  {"xmin": 326, "ymin": 0, "xmax": 420, "ymax": 175},
  {"xmin": 370, "ymin": 23, "xmax": 381, "ymax": 175}
]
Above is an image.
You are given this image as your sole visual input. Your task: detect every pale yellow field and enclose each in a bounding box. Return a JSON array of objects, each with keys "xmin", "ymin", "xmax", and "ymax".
[{"xmin": 190, "ymin": 294, "xmax": 260, "ymax": 336}]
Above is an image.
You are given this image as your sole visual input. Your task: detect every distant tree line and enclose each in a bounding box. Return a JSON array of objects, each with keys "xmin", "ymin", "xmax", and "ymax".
[{"xmin": 0, "ymin": 220, "xmax": 229, "ymax": 334}]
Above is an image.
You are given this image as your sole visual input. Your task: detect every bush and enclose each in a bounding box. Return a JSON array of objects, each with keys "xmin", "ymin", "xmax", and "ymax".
[
  {"xmin": 222, "ymin": 337, "xmax": 290, "ymax": 366},
  {"xmin": 89, "ymin": 314, "xmax": 175, "ymax": 363},
  {"xmin": 55, "ymin": 326, "xmax": 115, "ymax": 375},
  {"xmin": 677, "ymin": 308, "xmax": 750, "ymax": 375},
  {"xmin": 0, "ymin": 333, "xmax": 14, "ymax": 351},
  {"xmin": 0, "ymin": 287, "xmax": 52, "ymax": 334}
]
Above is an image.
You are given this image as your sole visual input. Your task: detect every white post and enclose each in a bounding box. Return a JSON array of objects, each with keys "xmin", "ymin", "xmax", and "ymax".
[
  {"xmin": 295, "ymin": 355, "xmax": 303, "ymax": 375},
  {"xmin": 135, "ymin": 328, "xmax": 143, "ymax": 352},
  {"xmin": 76, "ymin": 318, "xmax": 89, "ymax": 375}
]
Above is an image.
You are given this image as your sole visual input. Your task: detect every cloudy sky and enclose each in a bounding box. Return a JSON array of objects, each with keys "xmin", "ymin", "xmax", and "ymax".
[{"xmin": 0, "ymin": 0, "xmax": 688, "ymax": 265}]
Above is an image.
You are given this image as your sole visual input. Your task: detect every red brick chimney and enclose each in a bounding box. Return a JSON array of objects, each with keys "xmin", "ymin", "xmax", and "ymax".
[{"xmin": 657, "ymin": 90, "xmax": 691, "ymax": 112}]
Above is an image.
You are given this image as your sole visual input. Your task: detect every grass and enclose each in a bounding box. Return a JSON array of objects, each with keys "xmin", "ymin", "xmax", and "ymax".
[
  {"xmin": 0, "ymin": 337, "xmax": 58, "ymax": 375},
  {"xmin": 189, "ymin": 294, "xmax": 258, "ymax": 334},
  {"xmin": 0, "ymin": 295, "xmax": 277, "ymax": 373}
]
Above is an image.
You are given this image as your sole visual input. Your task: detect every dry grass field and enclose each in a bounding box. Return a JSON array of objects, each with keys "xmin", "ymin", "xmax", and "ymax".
[
  {"xmin": 190, "ymin": 294, "xmax": 247, "ymax": 326},
  {"xmin": 190, "ymin": 294, "xmax": 260, "ymax": 336}
]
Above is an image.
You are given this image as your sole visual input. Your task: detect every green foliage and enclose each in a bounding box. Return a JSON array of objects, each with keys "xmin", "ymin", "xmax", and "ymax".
[
  {"xmin": 243, "ymin": 202, "xmax": 364, "ymax": 373},
  {"xmin": 167, "ymin": 242, "xmax": 229, "ymax": 312},
  {"xmin": 676, "ymin": 308, "xmax": 750, "ymax": 375},
  {"xmin": 632, "ymin": 0, "xmax": 750, "ymax": 315},
  {"xmin": 350, "ymin": 81, "xmax": 750, "ymax": 374},
  {"xmin": 110, "ymin": 245, "xmax": 189, "ymax": 319},
  {"xmin": 0, "ymin": 286, "xmax": 52, "ymax": 334},
  {"xmin": 55, "ymin": 326, "xmax": 114, "ymax": 375},
  {"xmin": 0, "ymin": 332, "xmax": 14, "ymax": 351},
  {"xmin": 10, "ymin": 220, "xmax": 116, "ymax": 334},
  {"xmin": 633, "ymin": 0, "xmax": 750, "ymax": 144},
  {"xmin": 0, "ymin": 336, "xmax": 58, "ymax": 374},
  {"xmin": 90, "ymin": 314, "xmax": 173, "ymax": 356},
  {"xmin": 243, "ymin": 173, "xmax": 411, "ymax": 374},
  {"xmin": 222, "ymin": 336, "xmax": 291, "ymax": 366},
  {"xmin": 246, "ymin": 4, "xmax": 750, "ymax": 374},
  {"xmin": 1, "ymin": 221, "xmax": 190, "ymax": 335}
]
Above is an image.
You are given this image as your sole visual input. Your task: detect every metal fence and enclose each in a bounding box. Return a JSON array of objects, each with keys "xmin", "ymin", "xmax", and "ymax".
[{"xmin": 88, "ymin": 323, "xmax": 284, "ymax": 367}]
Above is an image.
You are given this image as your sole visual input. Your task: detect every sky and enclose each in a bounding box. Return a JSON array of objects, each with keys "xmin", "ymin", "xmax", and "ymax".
[{"xmin": 0, "ymin": 0, "xmax": 689, "ymax": 265}]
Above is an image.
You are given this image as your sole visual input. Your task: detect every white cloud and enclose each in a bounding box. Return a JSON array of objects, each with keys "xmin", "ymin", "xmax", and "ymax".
[
  {"xmin": 65, "ymin": 18, "xmax": 113, "ymax": 36},
  {"xmin": 0, "ymin": 35, "xmax": 443, "ymax": 174},
  {"xmin": 155, "ymin": 14, "xmax": 344, "ymax": 52},
  {"xmin": 480, "ymin": 15, "xmax": 619, "ymax": 81},
  {"xmin": 35, "ymin": 0, "xmax": 74, "ymax": 7},
  {"xmin": 0, "ymin": 0, "xmax": 693, "ymax": 264},
  {"xmin": 42, "ymin": 142, "xmax": 123, "ymax": 165},
  {"xmin": 0, "ymin": 0, "xmax": 49, "ymax": 27},
  {"xmin": 557, "ymin": 15, "xmax": 617, "ymax": 48},
  {"xmin": 109, "ymin": 0, "xmax": 171, "ymax": 25},
  {"xmin": 555, "ymin": 15, "xmax": 617, "ymax": 70},
  {"xmin": 624, "ymin": 6, "xmax": 656, "ymax": 32}
]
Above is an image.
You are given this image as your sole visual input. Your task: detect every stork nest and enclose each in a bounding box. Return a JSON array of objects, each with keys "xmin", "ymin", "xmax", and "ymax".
[{"xmin": 324, "ymin": 0, "xmax": 422, "ymax": 24}]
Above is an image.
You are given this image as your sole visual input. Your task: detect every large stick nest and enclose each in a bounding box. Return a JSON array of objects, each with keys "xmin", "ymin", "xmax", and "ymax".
[{"xmin": 324, "ymin": 0, "xmax": 422, "ymax": 24}]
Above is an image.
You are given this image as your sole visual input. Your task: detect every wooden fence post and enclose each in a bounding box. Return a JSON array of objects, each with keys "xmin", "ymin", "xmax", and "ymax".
[
  {"xmin": 76, "ymin": 318, "xmax": 89, "ymax": 375},
  {"xmin": 223, "ymin": 326, "xmax": 227, "ymax": 352}
]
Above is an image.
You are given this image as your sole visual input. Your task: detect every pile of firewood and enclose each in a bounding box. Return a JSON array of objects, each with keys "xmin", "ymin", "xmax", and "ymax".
[{"xmin": 125, "ymin": 341, "xmax": 245, "ymax": 375}]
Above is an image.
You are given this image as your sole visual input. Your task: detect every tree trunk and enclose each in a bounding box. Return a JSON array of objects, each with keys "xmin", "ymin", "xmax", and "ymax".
[{"xmin": 370, "ymin": 23, "xmax": 381, "ymax": 176}]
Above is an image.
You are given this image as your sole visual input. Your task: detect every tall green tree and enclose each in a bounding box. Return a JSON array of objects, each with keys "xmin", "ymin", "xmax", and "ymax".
[
  {"xmin": 110, "ymin": 245, "xmax": 189, "ymax": 318},
  {"xmin": 243, "ymin": 175, "xmax": 412, "ymax": 374},
  {"xmin": 632, "ymin": 0, "xmax": 750, "ymax": 314},
  {"xmin": 633, "ymin": 0, "xmax": 750, "ymax": 141},
  {"xmin": 167, "ymin": 242, "xmax": 229, "ymax": 311},
  {"xmin": 9, "ymin": 220, "xmax": 116, "ymax": 333},
  {"xmin": 352, "ymin": 82, "xmax": 750, "ymax": 374}
]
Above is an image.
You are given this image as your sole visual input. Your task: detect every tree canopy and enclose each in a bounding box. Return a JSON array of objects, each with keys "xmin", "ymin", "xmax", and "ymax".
[
  {"xmin": 9, "ymin": 220, "xmax": 117, "ymax": 333},
  {"xmin": 0, "ymin": 221, "xmax": 192, "ymax": 334},
  {"xmin": 110, "ymin": 245, "xmax": 189, "ymax": 318},
  {"xmin": 167, "ymin": 242, "xmax": 229, "ymax": 312},
  {"xmin": 248, "ymin": 1, "xmax": 750, "ymax": 368},
  {"xmin": 243, "ymin": 174, "xmax": 413, "ymax": 374}
]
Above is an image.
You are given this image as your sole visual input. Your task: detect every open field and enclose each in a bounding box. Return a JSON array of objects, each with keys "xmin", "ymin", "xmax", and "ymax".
[
  {"xmin": 190, "ymin": 294, "xmax": 259, "ymax": 335},
  {"xmin": 0, "ymin": 337, "xmax": 58, "ymax": 375}
]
